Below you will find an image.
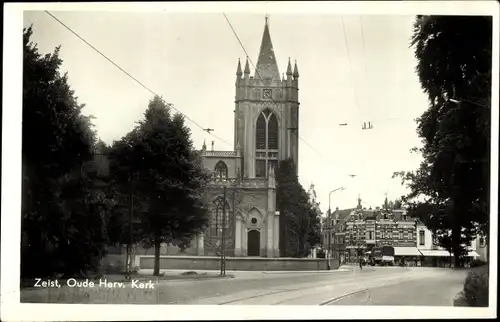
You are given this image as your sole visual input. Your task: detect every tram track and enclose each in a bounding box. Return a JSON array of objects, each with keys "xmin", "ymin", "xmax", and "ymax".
[{"xmin": 217, "ymin": 274, "xmax": 409, "ymax": 305}]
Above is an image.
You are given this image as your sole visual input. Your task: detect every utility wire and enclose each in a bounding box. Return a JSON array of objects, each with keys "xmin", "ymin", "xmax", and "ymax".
[
  {"xmin": 44, "ymin": 10, "xmax": 233, "ymax": 150},
  {"xmin": 223, "ymin": 12, "xmax": 338, "ymax": 165},
  {"xmin": 341, "ymin": 16, "xmax": 364, "ymax": 124},
  {"xmin": 359, "ymin": 16, "xmax": 370, "ymax": 121},
  {"xmin": 222, "ymin": 13, "xmax": 373, "ymax": 183}
]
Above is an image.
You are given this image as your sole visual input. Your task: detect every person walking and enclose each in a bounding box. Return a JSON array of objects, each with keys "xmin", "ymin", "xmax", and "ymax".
[{"xmin": 359, "ymin": 258, "xmax": 363, "ymax": 270}]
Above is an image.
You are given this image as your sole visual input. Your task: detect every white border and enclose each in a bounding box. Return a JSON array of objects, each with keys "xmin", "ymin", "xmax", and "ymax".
[{"xmin": 2, "ymin": 1, "xmax": 498, "ymax": 321}]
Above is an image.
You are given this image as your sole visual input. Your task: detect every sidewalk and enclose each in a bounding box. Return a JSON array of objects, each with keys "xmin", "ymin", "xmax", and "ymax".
[{"xmin": 137, "ymin": 268, "xmax": 351, "ymax": 278}]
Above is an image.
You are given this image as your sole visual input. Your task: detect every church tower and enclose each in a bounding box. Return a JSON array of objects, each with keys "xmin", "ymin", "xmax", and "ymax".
[{"xmin": 234, "ymin": 17, "xmax": 300, "ymax": 178}]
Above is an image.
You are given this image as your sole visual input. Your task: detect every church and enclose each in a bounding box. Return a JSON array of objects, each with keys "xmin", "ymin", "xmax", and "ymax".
[{"xmin": 185, "ymin": 17, "xmax": 301, "ymax": 257}]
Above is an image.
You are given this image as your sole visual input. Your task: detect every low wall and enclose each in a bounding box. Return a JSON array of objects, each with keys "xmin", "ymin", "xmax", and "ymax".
[{"xmin": 139, "ymin": 256, "xmax": 339, "ymax": 271}]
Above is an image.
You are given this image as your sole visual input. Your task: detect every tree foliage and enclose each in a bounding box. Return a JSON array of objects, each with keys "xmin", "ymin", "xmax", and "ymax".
[
  {"xmin": 107, "ymin": 96, "xmax": 211, "ymax": 275},
  {"xmin": 276, "ymin": 159, "xmax": 321, "ymax": 257},
  {"xmin": 394, "ymin": 16, "xmax": 492, "ymax": 267},
  {"xmin": 22, "ymin": 26, "xmax": 108, "ymax": 278}
]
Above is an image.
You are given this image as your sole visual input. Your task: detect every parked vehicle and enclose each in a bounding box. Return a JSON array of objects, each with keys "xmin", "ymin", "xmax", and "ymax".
[{"xmin": 370, "ymin": 246, "xmax": 395, "ymax": 266}]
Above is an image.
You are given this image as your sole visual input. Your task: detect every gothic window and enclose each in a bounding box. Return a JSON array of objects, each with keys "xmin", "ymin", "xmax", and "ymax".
[
  {"xmin": 209, "ymin": 198, "xmax": 229, "ymax": 237},
  {"xmin": 255, "ymin": 109, "xmax": 279, "ymax": 178},
  {"xmin": 256, "ymin": 159, "xmax": 266, "ymax": 178},
  {"xmin": 214, "ymin": 161, "xmax": 228, "ymax": 179}
]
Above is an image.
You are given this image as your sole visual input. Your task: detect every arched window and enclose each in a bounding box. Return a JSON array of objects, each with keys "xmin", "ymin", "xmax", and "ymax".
[
  {"xmin": 255, "ymin": 109, "xmax": 279, "ymax": 178},
  {"xmin": 209, "ymin": 197, "xmax": 230, "ymax": 237},
  {"xmin": 214, "ymin": 161, "xmax": 228, "ymax": 179}
]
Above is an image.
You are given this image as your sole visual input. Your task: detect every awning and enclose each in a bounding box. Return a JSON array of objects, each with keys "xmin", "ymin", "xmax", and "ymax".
[
  {"xmin": 419, "ymin": 250, "xmax": 452, "ymax": 257},
  {"xmin": 466, "ymin": 251, "xmax": 480, "ymax": 257},
  {"xmin": 394, "ymin": 247, "xmax": 421, "ymax": 256}
]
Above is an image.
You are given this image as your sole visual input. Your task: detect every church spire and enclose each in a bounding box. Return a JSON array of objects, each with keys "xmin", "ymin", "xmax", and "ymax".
[
  {"xmin": 244, "ymin": 57, "xmax": 250, "ymax": 75},
  {"xmin": 293, "ymin": 60, "xmax": 299, "ymax": 78},
  {"xmin": 236, "ymin": 58, "xmax": 242, "ymax": 76},
  {"xmin": 286, "ymin": 58, "xmax": 292, "ymax": 76},
  {"xmin": 255, "ymin": 15, "xmax": 280, "ymax": 81}
]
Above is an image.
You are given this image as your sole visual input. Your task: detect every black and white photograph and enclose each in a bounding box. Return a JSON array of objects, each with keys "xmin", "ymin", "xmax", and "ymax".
[{"xmin": 1, "ymin": 1, "xmax": 498, "ymax": 321}]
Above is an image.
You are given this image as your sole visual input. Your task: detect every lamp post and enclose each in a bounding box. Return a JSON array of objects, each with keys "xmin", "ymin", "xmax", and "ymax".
[{"xmin": 326, "ymin": 187, "xmax": 345, "ymax": 270}]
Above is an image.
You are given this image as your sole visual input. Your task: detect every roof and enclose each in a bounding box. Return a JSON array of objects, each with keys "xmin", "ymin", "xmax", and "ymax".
[{"xmin": 254, "ymin": 18, "xmax": 280, "ymax": 81}]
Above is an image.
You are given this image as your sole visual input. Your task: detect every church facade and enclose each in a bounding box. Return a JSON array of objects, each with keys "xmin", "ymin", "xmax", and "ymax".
[{"xmin": 187, "ymin": 18, "xmax": 301, "ymax": 257}]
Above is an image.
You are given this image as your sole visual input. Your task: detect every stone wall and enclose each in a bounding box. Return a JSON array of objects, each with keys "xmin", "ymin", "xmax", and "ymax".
[{"xmin": 139, "ymin": 255, "xmax": 338, "ymax": 271}]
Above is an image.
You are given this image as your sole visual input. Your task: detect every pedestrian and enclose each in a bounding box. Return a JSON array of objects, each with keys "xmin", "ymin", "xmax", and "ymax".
[{"xmin": 359, "ymin": 258, "xmax": 363, "ymax": 270}]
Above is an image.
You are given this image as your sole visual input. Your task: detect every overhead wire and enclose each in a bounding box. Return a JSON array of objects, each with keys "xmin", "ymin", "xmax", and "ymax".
[
  {"xmin": 222, "ymin": 13, "xmax": 345, "ymax": 167},
  {"xmin": 358, "ymin": 15, "xmax": 371, "ymax": 124},
  {"xmin": 340, "ymin": 16, "xmax": 364, "ymax": 125},
  {"xmin": 46, "ymin": 9, "xmax": 365, "ymax": 187},
  {"xmin": 221, "ymin": 12, "xmax": 358, "ymax": 185},
  {"xmin": 44, "ymin": 10, "xmax": 234, "ymax": 152}
]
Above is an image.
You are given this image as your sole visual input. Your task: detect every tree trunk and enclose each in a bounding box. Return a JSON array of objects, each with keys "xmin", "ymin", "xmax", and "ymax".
[
  {"xmin": 153, "ymin": 236, "xmax": 161, "ymax": 276},
  {"xmin": 451, "ymin": 221, "xmax": 461, "ymax": 268}
]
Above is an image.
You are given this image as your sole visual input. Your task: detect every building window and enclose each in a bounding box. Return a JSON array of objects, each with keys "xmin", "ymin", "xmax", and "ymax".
[
  {"xmin": 255, "ymin": 109, "xmax": 279, "ymax": 178},
  {"xmin": 255, "ymin": 159, "xmax": 266, "ymax": 178},
  {"xmin": 408, "ymin": 232, "xmax": 413, "ymax": 240},
  {"xmin": 214, "ymin": 161, "xmax": 228, "ymax": 179},
  {"xmin": 209, "ymin": 198, "xmax": 229, "ymax": 237},
  {"xmin": 479, "ymin": 237, "xmax": 486, "ymax": 248},
  {"xmin": 419, "ymin": 230, "xmax": 425, "ymax": 245}
]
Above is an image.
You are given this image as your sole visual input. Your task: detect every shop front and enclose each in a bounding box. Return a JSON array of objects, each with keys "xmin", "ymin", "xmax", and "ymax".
[
  {"xmin": 393, "ymin": 247, "xmax": 422, "ymax": 266},
  {"xmin": 419, "ymin": 249, "xmax": 453, "ymax": 267}
]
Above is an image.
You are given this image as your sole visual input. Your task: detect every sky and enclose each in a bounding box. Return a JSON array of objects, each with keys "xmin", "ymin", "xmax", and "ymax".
[{"xmin": 23, "ymin": 10, "xmax": 429, "ymax": 212}]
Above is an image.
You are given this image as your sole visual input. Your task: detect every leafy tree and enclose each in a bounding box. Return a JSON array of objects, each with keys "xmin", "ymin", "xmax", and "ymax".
[
  {"xmin": 394, "ymin": 16, "xmax": 492, "ymax": 267},
  {"xmin": 22, "ymin": 26, "xmax": 107, "ymax": 278},
  {"xmin": 393, "ymin": 199, "xmax": 402, "ymax": 210},
  {"xmin": 276, "ymin": 159, "xmax": 319, "ymax": 257},
  {"xmin": 306, "ymin": 184, "xmax": 322, "ymax": 250},
  {"xmin": 108, "ymin": 96, "xmax": 210, "ymax": 275}
]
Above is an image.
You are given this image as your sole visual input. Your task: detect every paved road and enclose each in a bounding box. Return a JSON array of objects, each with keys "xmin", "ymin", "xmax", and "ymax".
[
  {"xmin": 167, "ymin": 266, "xmax": 466, "ymax": 305},
  {"xmin": 327, "ymin": 268, "xmax": 466, "ymax": 306},
  {"xmin": 22, "ymin": 266, "xmax": 466, "ymax": 305}
]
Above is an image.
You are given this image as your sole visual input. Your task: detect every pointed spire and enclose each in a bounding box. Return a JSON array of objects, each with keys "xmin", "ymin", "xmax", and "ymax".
[
  {"xmin": 286, "ymin": 58, "xmax": 292, "ymax": 75},
  {"xmin": 293, "ymin": 60, "xmax": 299, "ymax": 78},
  {"xmin": 244, "ymin": 57, "xmax": 250, "ymax": 74},
  {"xmin": 255, "ymin": 16, "xmax": 280, "ymax": 81},
  {"xmin": 282, "ymin": 73, "xmax": 285, "ymax": 82},
  {"xmin": 236, "ymin": 58, "xmax": 242, "ymax": 76}
]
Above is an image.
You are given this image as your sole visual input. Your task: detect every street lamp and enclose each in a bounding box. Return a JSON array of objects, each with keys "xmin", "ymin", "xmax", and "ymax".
[{"xmin": 326, "ymin": 187, "xmax": 345, "ymax": 270}]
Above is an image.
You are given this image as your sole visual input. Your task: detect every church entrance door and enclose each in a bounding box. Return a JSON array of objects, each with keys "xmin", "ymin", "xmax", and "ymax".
[{"xmin": 247, "ymin": 229, "xmax": 260, "ymax": 257}]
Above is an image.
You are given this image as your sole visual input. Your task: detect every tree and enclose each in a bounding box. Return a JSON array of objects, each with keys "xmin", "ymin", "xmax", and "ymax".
[
  {"xmin": 108, "ymin": 96, "xmax": 210, "ymax": 276},
  {"xmin": 394, "ymin": 16, "xmax": 492, "ymax": 267},
  {"xmin": 22, "ymin": 26, "xmax": 107, "ymax": 278},
  {"xmin": 306, "ymin": 184, "xmax": 322, "ymax": 250},
  {"xmin": 393, "ymin": 199, "xmax": 402, "ymax": 210},
  {"xmin": 276, "ymin": 159, "xmax": 319, "ymax": 257}
]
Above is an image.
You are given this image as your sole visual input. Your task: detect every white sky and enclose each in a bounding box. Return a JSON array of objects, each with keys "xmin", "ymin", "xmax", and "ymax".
[{"xmin": 23, "ymin": 10, "xmax": 429, "ymax": 212}]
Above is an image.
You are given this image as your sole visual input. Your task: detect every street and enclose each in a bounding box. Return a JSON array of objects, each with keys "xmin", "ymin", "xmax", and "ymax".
[{"xmin": 150, "ymin": 266, "xmax": 466, "ymax": 305}]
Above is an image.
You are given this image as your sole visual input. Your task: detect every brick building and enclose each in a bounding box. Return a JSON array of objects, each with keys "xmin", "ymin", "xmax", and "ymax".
[{"xmin": 339, "ymin": 197, "xmax": 421, "ymax": 262}]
